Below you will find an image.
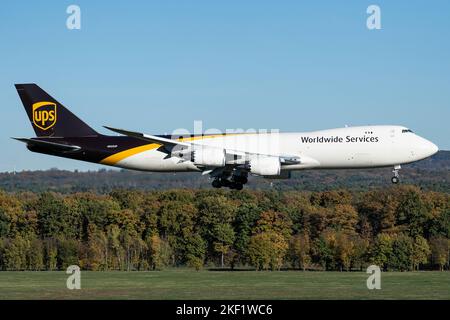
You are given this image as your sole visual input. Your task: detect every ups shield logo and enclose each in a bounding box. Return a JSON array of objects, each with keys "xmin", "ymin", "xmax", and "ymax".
[{"xmin": 32, "ymin": 101, "xmax": 57, "ymax": 130}]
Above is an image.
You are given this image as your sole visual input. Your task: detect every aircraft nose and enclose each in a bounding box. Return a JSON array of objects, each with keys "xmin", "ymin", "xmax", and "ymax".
[
  {"xmin": 414, "ymin": 137, "xmax": 438, "ymax": 160},
  {"xmin": 428, "ymin": 141, "xmax": 439, "ymax": 156},
  {"xmin": 421, "ymin": 139, "xmax": 439, "ymax": 157}
]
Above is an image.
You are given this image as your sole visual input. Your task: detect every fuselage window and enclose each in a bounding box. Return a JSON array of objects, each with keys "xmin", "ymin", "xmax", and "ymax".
[{"xmin": 402, "ymin": 129, "xmax": 414, "ymax": 133}]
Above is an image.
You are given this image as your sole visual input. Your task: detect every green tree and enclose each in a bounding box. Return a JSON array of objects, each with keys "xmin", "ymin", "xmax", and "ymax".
[
  {"xmin": 35, "ymin": 192, "xmax": 78, "ymax": 238},
  {"xmin": 312, "ymin": 236, "xmax": 334, "ymax": 270},
  {"xmin": 311, "ymin": 190, "xmax": 352, "ymax": 207},
  {"xmin": 429, "ymin": 237, "xmax": 449, "ymax": 271},
  {"xmin": 0, "ymin": 192, "xmax": 25, "ymax": 237},
  {"xmin": 329, "ymin": 204, "xmax": 359, "ymax": 234},
  {"xmin": 57, "ymin": 238, "xmax": 79, "ymax": 270},
  {"xmin": 247, "ymin": 231, "xmax": 288, "ymax": 271},
  {"xmin": 27, "ymin": 237, "xmax": 44, "ymax": 270},
  {"xmin": 357, "ymin": 190, "xmax": 397, "ymax": 234},
  {"xmin": 289, "ymin": 233, "xmax": 311, "ymax": 271},
  {"xmin": 3, "ymin": 236, "xmax": 28, "ymax": 270},
  {"xmin": 198, "ymin": 195, "xmax": 237, "ymax": 266},
  {"xmin": 428, "ymin": 209, "xmax": 450, "ymax": 239},
  {"xmin": 106, "ymin": 224, "xmax": 123, "ymax": 270},
  {"xmin": 411, "ymin": 236, "xmax": 430, "ymax": 271},
  {"xmin": 185, "ymin": 233, "xmax": 206, "ymax": 271},
  {"xmin": 0, "ymin": 239, "xmax": 5, "ymax": 270},
  {"xmin": 396, "ymin": 190, "xmax": 429, "ymax": 237},
  {"xmin": 370, "ymin": 233, "xmax": 394, "ymax": 271},
  {"xmin": 305, "ymin": 206, "xmax": 329, "ymax": 239},
  {"xmin": 44, "ymin": 239, "xmax": 58, "ymax": 271},
  {"xmin": 0, "ymin": 208, "xmax": 10, "ymax": 237},
  {"xmin": 351, "ymin": 235, "xmax": 369, "ymax": 271},
  {"xmin": 334, "ymin": 232, "xmax": 355, "ymax": 271},
  {"xmin": 85, "ymin": 226, "xmax": 108, "ymax": 270},
  {"xmin": 159, "ymin": 200, "xmax": 198, "ymax": 264},
  {"xmin": 390, "ymin": 234, "xmax": 414, "ymax": 271},
  {"xmin": 148, "ymin": 234, "xmax": 172, "ymax": 270},
  {"xmin": 253, "ymin": 210, "xmax": 292, "ymax": 240},
  {"xmin": 213, "ymin": 223, "xmax": 235, "ymax": 268},
  {"xmin": 120, "ymin": 229, "xmax": 146, "ymax": 271},
  {"xmin": 233, "ymin": 203, "xmax": 261, "ymax": 265},
  {"xmin": 281, "ymin": 192, "xmax": 310, "ymax": 234},
  {"xmin": 75, "ymin": 193, "xmax": 121, "ymax": 240},
  {"xmin": 109, "ymin": 189, "xmax": 144, "ymax": 211},
  {"xmin": 140, "ymin": 194, "xmax": 160, "ymax": 239}
]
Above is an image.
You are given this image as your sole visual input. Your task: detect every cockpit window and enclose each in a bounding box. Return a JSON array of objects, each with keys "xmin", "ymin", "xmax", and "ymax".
[{"xmin": 402, "ymin": 129, "xmax": 414, "ymax": 133}]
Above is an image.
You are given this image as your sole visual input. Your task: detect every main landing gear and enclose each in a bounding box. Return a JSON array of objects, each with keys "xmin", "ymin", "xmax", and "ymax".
[
  {"xmin": 212, "ymin": 178, "xmax": 244, "ymax": 190},
  {"xmin": 212, "ymin": 173, "xmax": 248, "ymax": 190},
  {"xmin": 391, "ymin": 165, "xmax": 401, "ymax": 184}
]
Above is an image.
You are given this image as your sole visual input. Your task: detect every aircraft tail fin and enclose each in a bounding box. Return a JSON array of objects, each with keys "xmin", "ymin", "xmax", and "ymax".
[{"xmin": 15, "ymin": 83, "xmax": 98, "ymax": 137}]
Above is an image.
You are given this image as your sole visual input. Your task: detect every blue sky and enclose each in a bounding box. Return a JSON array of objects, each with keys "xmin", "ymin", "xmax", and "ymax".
[{"xmin": 0, "ymin": 1, "xmax": 449, "ymax": 171}]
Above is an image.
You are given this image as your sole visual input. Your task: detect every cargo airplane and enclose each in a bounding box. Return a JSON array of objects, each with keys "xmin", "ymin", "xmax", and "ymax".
[{"xmin": 13, "ymin": 84, "xmax": 439, "ymax": 190}]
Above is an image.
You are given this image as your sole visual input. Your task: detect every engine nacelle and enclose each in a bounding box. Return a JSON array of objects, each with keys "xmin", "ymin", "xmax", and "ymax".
[
  {"xmin": 193, "ymin": 147, "xmax": 226, "ymax": 167},
  {"xmin": 264, "ymin": 170, "xmax": 291, "ymax": 179},
  {"xmin": 249, "ymin": 156, "xmax": 281, "ymax": 176}
]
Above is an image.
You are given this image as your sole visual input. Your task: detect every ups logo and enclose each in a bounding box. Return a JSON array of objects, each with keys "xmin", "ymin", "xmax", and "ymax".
[{"xmin": 32, "ymin": 101, "xmax": 57, "ymax": 130}]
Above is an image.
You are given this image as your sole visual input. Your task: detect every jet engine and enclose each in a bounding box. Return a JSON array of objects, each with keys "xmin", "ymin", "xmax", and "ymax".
[
  {"xmin": 263, "ymin": 171, "xmax": 291, "ymax": 179},
  {"xmin": 193, "ymin": 147, "xmax": 226, "ymax": 167},
  {"xmin": 249, "ymin": 156, "xmax": 281, "ymax": 176}
]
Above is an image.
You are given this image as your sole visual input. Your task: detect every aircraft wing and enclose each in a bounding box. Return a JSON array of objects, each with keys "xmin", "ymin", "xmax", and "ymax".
[
  {"xmin": 12, "ymin": 137, "xmax": 81, "ymax": 152},
  {"xmin": 104, "ymin": 126, "xmax": 301, "ymax": 165}
]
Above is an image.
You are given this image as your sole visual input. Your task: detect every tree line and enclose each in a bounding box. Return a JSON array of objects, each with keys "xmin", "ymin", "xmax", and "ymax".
[
  {"xmin": 0, "ymin": 185, "xmax": 449, "ymax": 271},
  {"xmin": 1, "ymin": 150, "xmax": 449, "ymax": 194}
]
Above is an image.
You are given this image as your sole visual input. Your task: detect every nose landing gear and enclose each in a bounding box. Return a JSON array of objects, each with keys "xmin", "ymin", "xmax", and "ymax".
[{"xmin": 391, "ymin": 165, "xmax": 401, "ymax": 184}]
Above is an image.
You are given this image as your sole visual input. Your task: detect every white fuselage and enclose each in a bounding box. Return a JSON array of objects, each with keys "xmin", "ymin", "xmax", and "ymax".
[{"xmin": 112, "ymin": 125, "xmax": 438, "ymax": 172}]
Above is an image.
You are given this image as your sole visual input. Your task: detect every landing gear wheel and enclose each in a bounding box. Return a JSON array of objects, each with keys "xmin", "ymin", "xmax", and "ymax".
[
  {"xmin": 221, "ymin": 179, "xmax": 231, "ymax": 188},
  {"xmin": 231, "ymin": 174, "xmax": 248, "ymax": 185},
  {"xmin": 391, "ymin": 165, "xmax": 401, "ymax": 184},
  {"xmin": 234, "ymin": 183, "xmax": 244, "ymax": 191},
  {"xmin": 239, "ymin": 177, "xmax": 248, "ymax": 184},
  {"xmin": 212, "ymin": 179, "xmax": 222, "ymax": 188}
]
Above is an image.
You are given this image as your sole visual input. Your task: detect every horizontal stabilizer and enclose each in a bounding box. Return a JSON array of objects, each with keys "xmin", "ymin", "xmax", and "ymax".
[{"xmin": 12, "ymin": 137, "xmax": 81, "ymax": 152}]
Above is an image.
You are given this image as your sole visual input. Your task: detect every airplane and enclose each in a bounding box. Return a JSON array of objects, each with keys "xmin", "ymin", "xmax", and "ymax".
[{"xmin": 13, "ymin": 83, "xmax": 439, "ymax": 190}]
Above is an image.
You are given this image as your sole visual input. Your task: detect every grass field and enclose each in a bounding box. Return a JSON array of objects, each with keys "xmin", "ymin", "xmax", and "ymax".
[{"xmin": 0, "ymin": 270, "xmax": 449, "ymax": 300}]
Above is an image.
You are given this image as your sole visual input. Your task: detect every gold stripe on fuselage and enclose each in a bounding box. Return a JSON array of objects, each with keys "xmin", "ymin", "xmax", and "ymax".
[{"xmin": 100, "ymin": 143, "xmax": 161, "ymax": 165}]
